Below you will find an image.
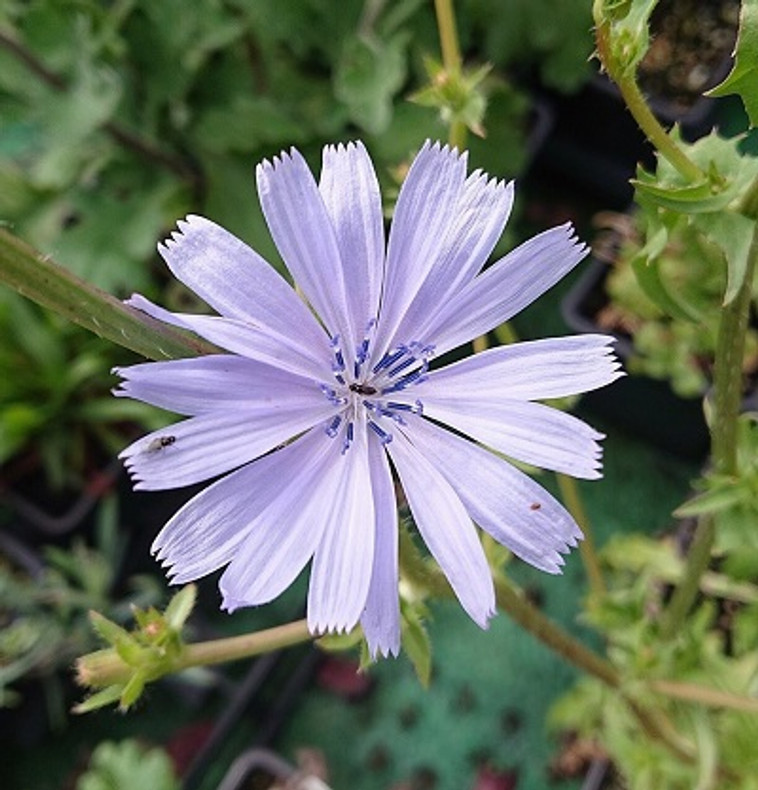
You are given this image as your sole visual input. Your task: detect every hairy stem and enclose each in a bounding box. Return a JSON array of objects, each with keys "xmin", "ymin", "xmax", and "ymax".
[
  {"xmin": 433, "ymin": 0, "xmax": 467, "ymax": 150},
  {"xmin": 77, "ymin": 620, "xmax": 312, "ymax": 688},
  {"xmin": 0, "ymin": 229, "xmax": 217, "ymax": 360},
  {"xmin": 661, "ymin": 221, "xmax": 758, "ymax": 637},
  {"xmin": 592, "ymin": 15, "xmax": 703, "ymax": 183}
]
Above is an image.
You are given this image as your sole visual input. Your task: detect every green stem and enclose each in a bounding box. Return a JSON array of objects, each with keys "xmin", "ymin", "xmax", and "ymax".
[
  {"xmin": 661, "ymin": 219, "xmax": 758, "ymax": 638},
  {"xmin": 556, "ymin": 474, "xmax": 606, "ymax": 598},
  {"xmin": 433, "ymin": 0, "xmax": 461, "ymax": 72},
  {"xmin": 592, "ymin": 16, "xmax": 703, "ymax": 183},
  {"xmin": 0, "ymin": 228, "xmax": 217, "ymax": 360},
  {"xmin": 433, "ymin": 0, "xmax": 467, "ymax": 151},
  {"xmin": 77, "ymin": 619, "xmax": 312, "ymax": 688}
]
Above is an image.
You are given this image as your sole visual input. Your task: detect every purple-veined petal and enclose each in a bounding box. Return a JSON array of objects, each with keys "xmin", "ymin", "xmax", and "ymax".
[
  {"xmin": 256, "ymin": 149, "xmax": 349, "ymax": 341},
  {"xmin": 371, "ymin": 141, "xmax": 468, "ymax": 361},
  {"xmin": 388, "ymin": 429, "xmax": 496, "ymax": 628},
  {"xmin": 424, "ymin": 224, "xmax": 588, "ymax": 355},
  {"xmin": 114, "ymin": 354, "xmax": 324, "ymax": 416},
  {"xmin": 308, "ymin": 416, "xmax": 375, "ymax": 634},
  {"xmin": 404, "ymin": 416, "xmax": 582, "ymax": 572},
  {"xmin": 120, "ymin": 400, "xmax": 335, "ymax": 490},
  {"xmin": 152, "ymin": 430, "xmax": 327, "ymax": 583},
  {"xmin": 218, "ymin": 428, "xmax": 349, "ymax": 611},
  {"xmin": 158, "ymin": 215, "xmax": 329, "ymax": 350},
  {"xmin": 125, "ymin": 295, "xmax": 329, "ymax": 380},
  {"xmin": 319, "ymin": 142, "xmax": 385, "ymax": 344},
  {"xmin": 420, "ymin": 397, "xmax": 604, "ymax": 479},
  {"xmin": 360, "ymin": 432, "xmax": 401, "ymax": 658},
  {"xmin": 421, "ymin": 335, "xmax": 624, "ymax": 403},
  {"xmin": 393, "ymin": 174, "xmax": 514, "ymax": 344}
]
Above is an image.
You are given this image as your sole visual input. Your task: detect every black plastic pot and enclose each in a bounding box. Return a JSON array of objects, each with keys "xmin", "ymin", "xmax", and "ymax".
[
  {"xmin": 536, "ymin": 0, "xmax": 735, "ymax": 208},
  {"xmin": 562, "ymin": 258, "xmax": 710, "ymax": 460}
]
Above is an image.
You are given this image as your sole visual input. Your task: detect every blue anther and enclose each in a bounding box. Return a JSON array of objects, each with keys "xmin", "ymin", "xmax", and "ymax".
[
  {"xmin": 368, "ymin": 419, "xmax": 393, "ymax": 445},
  {"xmin": 372, "ymin": 347, "xmax": 406, "ymax": 374},
  {"xmin": 341, "ymin": 421, "xmax": 354, "ymax": 454},
  {"xmin": 386, "ymin": 400, "xmax": 423, "ymax": 415},
  {"xmin": 388, "ymin": 354, "xmax": 417, "ymax": 377},
  {"xmin": 381, "ymin": 367, "xmax": 428, "ymax": 394},
  {"xmin": 325, "ymin": 415, "xmax": 342, "ymax": 438}
]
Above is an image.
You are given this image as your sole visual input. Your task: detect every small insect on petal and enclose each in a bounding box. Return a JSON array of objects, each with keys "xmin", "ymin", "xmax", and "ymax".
[
  {"xmin": 146, "ymin": 436, "xmax": 176, "ymax": 453},
  {"xmin": 530, "ymin": 502, "xmax": 541, "ymax": 511}
]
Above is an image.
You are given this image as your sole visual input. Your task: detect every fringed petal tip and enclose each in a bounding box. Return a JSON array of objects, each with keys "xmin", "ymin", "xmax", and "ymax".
[
  {"xmin": 255, "ymin": 146, "xmax": 305, "ymax": 181},
  {"xmin": 306, "ymin": 613, "xmax": 361, "ymax": 638}
]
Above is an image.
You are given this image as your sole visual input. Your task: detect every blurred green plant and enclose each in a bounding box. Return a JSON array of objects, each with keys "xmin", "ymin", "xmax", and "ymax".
[
  {"xmin": 0, "ymin": 288, "xmax": 166, "ymax": 490},
  {"xmin": 592, "ymin": 207, "xmax": 758, "ymax": 398},
  {"xmin": 550, "ymin": 529, "xmax": 758, "ymax": 790},
  {"xmin": 0, "ymin": 496, "xmax": 163, "ymax": 721},
  {"xmin": 76, "ymin": 739, "xmax": 179, "ymax": 790}
]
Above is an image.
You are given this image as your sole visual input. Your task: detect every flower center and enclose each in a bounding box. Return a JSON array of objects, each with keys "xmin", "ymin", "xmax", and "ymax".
[{"xmin": 319, "ymin": 325, "xmax": 432, "ymax": 453}]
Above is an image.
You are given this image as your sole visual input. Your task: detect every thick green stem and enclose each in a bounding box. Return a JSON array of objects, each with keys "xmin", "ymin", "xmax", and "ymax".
[
  {"xmin": 556, "ymin": 474, "xmax": 606, "ymax": 598},
  {"xmin": 77, "ymin": 619, "xmax": 312, "ymax": 688},
  {"xmin": 661, "ymin": 223, "xmax": 758, "ymax": 637},
  {"xmin": 0, "ymin": 228, "xmax": 217, "ymax": 360}
]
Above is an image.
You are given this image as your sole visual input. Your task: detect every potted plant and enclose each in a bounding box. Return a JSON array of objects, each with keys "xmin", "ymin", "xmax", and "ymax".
[{"xmin": 539, "ymin": 0, "xmax": 739, "ymax": 207}]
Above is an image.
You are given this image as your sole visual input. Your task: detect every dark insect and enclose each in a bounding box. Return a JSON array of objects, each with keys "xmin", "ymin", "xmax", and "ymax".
[
  {"xmin": 350, "ymin": 382, "xmax": 377, "ymax": 395},
  {"xmin": 530, "ymin": 502, "xmax": 542, "ymax": 511},
  {"xmin": 147, "ymin": 435, "xmax": 176, "ymax": 453}
]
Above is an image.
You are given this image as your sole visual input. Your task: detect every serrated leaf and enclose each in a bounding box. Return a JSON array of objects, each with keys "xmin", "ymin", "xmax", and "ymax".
[
  {"xmin": 634, "ymin": 132, "xmax": 758, "ymax": 214},
  {"xmin": 674, "ymin": 484, "xmax": 745, "ymax": 518},
  {"xmin": 692, "ymin": 212, "xmax": 756, "ymax": 305},
  {"xmin": 401, "ymin": 608, "xmax": 432, "ymax": 688},
  {"xmin": 708, "ymin": 0, "xmax": 758, "ymax": 127}
]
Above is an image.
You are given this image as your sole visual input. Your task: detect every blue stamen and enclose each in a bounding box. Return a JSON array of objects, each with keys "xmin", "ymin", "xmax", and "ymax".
[
  {"xmin": 341, "ymin": 421, "xmax": 354, "ymax": 454},
  {"xmin": 368, "ymin": 419, "xmax": 392, "ymax": 444},
  {"xmin": 372, "ymin": 347, "xmax": 406, "ymax": 374},
  {"xmin": 388, "ymin": 354, "xmax": 417, "ymax": 377},
  {"xmin": 386, "ymin": 399, "xmax": 424, "ymax": 415},
  {"xmin": 325, "ymin": 415, "xmax": 342, "ymax": 438},
  {"xmin": 381, "ymin": 365, "xmax": 428, "ymax": 394}
]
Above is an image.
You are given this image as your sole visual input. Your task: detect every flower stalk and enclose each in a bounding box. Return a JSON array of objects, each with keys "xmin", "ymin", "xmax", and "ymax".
[
  {"xmin": 0, "ymin": 228, "xmax": 217, "ymax": 360},
  {"xmin": 76, "ymin": 619, "xmax": 311, "ymax": 696},
  {"xmin": 661, "ymin": 218, "xmax": 758, "ymax": 638}
]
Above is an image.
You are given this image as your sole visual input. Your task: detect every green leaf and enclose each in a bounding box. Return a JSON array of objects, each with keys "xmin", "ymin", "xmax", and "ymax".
[
  {"xmin": 163, "ymin": 585, "xmax": 196, "ymax": 633},
  {"xmin": 335, "ymin": 32, "xmax": 409, "ymax": 134},
  {"xmin": 634, "ymin": 132, "xmax": 758, "ymax": 214},
  {"xmin": 400, "ymin": 604, "xmax": 432, "ymax": 688},
  {"xmin": 708, "ymin": 0, "xmax": 758, "ymax": 127},
  {"xmin": 630, "ymin": 225, "xmax": 701, "ymax": 322},
  {"xmin": 674, "ymin": 484, "xmax": 745, "ymax": 518},
  {"xmin": 72, "ymin": 684, "xmax": 123, "ymax": 715},
  {"xmin": 692, "ymin": 212, "xmax": 757, "ymax": 305}
]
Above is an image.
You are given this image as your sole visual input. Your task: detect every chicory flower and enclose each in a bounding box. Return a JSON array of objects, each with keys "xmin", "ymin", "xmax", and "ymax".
[{"xmin": 115, "ymin": 141, "xmax": 622, "ymax": 656}]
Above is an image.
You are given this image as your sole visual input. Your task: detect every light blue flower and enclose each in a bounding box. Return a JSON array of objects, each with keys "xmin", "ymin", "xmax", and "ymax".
[{"xmin": 115, "ymin": 141, "xmax": 622, "ymax": 657}]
